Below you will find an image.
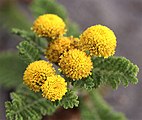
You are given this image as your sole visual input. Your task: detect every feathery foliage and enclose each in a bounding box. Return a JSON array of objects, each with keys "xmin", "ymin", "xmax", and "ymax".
[
  {"xmin": 0, "ymin": 52, "xmax": 26, "ymax": 89},
  {"xmin": 13, "ymin": 28, "xmax": 47, "ymax": 54},
  {"xmin": 31, "ymin": 0, "xmax": 67, "ymax": 20},
  {"xmin": 17, "ymin": 41, "xmax": 40, "ymax": 64},
  {"xmin": 5, "ymin": 85, "xmax": 79, "ymax": 120},
  {"xmin": 5, "ymin": 85, "xmax": 58, "ymax": 120},
  {"xmin": 80, "ymin": 91, "xmax": 127, "ymax": 120},
  {"xmin": 91, "ymin": 56, "xmax": 139, "ymax": 89},
  {"xmin": 0, "ymin": 1, "xmax": 30, "ymax": 30},
  {"xmin": 12, "ymin": 28, "xmax": 34, "ymax": 41},
  {"xmin": 80, "ymin": 98, "xmax": 102, "ymax": 120},
  {"xmin": 73, "ymin": 56, "xmax": 139, "ymax": 90},
  {"xmin": 59, "ymin": 90, "xmax": 79, "ymax": 109},
  {"xmin": 66, "ymin": 21, "xmax": 81, "ymax": 37},
  {"xmin": 73, "ymin": 76, "xmax": 95, "ymax": 90}
]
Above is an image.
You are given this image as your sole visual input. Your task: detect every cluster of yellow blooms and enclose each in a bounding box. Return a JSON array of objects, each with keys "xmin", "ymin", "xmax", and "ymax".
[
  {"xmin": 23, "ymin": 13, "xmax": 117, "ymax": 101},
  {"xmin": 23, "ymin": 60, "xmax": 56, "ymax": 92},
  {"xmin": 23, "ymin": 60, "xmax": 67, "ymax": 101},
  {"xmin": 45, "ymin": 36, "xmax": 79, "ymax": 63}
]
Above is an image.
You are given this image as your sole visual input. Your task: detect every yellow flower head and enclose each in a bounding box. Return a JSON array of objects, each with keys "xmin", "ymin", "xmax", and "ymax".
[
  {"xmin": 41, "ymin": 75, "xmax": 67, "ymax": 101},
  {"xmin": 70, "ymin": 36, "xmax": 80, "ymax": 49},
  {"xmin": 45, "ymin": 36, "xmax": 80, "ymax": 63},
  {"xmin": 23, "ymin": 60, "xmax": 56, "ymax": 92},
  {"xmin": 59, "ymin": 49, "xmax": 93, "ymax": 80},
  {"xmin": 32, "ymin": 14, "xmax": 66, "ymax": 39},
  {"xmin": 79, "ymin": 25, "xmax": 117, "ymax": 58}
]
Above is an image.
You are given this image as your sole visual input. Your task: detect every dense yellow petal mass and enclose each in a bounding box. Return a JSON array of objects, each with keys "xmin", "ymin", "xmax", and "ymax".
[
  {"xmin": 41, "ymin": 75, "xmax": 67, "ymax": 101},
  {"xmin": 32, "ymin": 14, "xmax": 66, "ymax": 39},
  {"xmin": 45, "ymin": 36, "xmax": 80, "ymax": 63},
  {"xmin": 59, "ymin": 49, "xmax": 93, "ymax": 80},
  {"xmin": 23, "ymin": 60, "xmax": 56, "ymax": 92},
  {"xmin": 79, "ymin": 25, "xmax": 117, "ymax": 58}
]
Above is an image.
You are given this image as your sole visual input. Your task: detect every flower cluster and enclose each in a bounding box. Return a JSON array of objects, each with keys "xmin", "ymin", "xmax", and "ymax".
[
  {"xmin": 45, "ymin": 36, "xmax": 79, "ymax": 63},
  {"xmin": 23, "ymin": 60, "xmax": 56, "ymax": 92},
  {"xmin": 23, "ymin": 14, "xmax": 117, "ymax": 101},
  {"xmin": 23, "ymin": 60, "xmax": 67, "ymax": 101}
]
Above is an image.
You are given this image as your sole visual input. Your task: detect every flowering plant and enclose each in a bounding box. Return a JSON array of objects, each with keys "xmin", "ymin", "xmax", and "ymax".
[{"xmin": 2, "ymin": 0, "xmax": 139, "ymax": 120}]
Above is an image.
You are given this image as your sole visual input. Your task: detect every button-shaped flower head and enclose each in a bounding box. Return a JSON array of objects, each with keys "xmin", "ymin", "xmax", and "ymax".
[
  {"xmin": 32, "ymin": 14, "xmax": 66, "ymax": 39},
  {"xmin": 79, "ymin": 25, "xmax": 117, "ymax": 58},
  {"xmin": 45, "ymin": 36, "xmax": 79, "ymax": 63},
  {"xmin": 41, "ymin": 75, "xmax": 67, "ymax": 101},
  {"xmin": 59, "ymin": 49, "xmax": 93, "ymax": 80},
  {"xmin": 23, "ymin": 60, "xmax": 56, "ymax": 92}
]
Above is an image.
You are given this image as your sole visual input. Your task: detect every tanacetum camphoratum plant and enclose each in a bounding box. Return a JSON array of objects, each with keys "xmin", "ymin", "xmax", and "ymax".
[{"xmin": 5, "ymin": 2, "xmax": 139, "ymax": 120}]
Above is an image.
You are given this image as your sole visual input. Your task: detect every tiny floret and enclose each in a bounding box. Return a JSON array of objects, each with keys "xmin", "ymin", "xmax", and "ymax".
[
  {"xmin": 23, "ymin": 60, "xmax": 56, "ymax": 92},
  {"xmin": 79, "ymin": 25, "xmax": 117, "ymax": 58},
  {"xmin": 59, "ymin": 49, "xmax": 93, "ymax": 80},
  {"xmin": 41, "ymin": 75, "xmax": 67, "ymax": 101},
  {"xmin": 45, "ymin": 36, "xmax": 80, "ymax": 63},
  {"xmin": 32, "ymin": 14, "xmax": 66, "ymax": 39}
]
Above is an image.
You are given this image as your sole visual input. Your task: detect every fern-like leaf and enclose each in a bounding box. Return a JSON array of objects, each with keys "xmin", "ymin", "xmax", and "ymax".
[
  {"xmin": 73, "ymin": 76, "xmax": 94, "ymax": 90},
  {"xmin": 90, "ymin": 91, "xmax": 127, "ymax": 120},
  {"xmin": 0, "ymin": 4, "xmax": 30, "ymax": 30},
  {"xmin": 17, "ymin": 41, "xmax": 40, "ymax": 64},
  {"xmin": 80, "ymin": 91, "xmax": 127, "ymax": 120},
  {"xmin": 12, "ymin": 28, "xmax": 47, "ymax": 54},
  {"xmin": 5, "ymin": 85, "xmax": 57, "ymax": 120},
  {"xmin": 66, "ymin": 21, "xmax": 80, "ymax": 37},
  {"xmin": 80, "ymin": 98, "xmax": 101, "ymax": 120},
  {"xmin": 31, "ymin": 0, "xmax": 67, "ymax": 20},
  {"xmin": 12, "ymin": 28, "xmax": 34, "ymax": 41},
  {"xmin": 59, "ymin": 90, "xmax": 79, "ymax": 109},
  {"xmin": 0, "ymin": 52, "xmax": 26, "ymax": 89},
  {"xmin": 91, "ymin": 56, "xmax": 139, "ymax": 89}
]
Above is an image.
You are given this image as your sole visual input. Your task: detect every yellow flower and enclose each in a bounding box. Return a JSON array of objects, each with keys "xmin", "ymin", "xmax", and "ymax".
[
  {"xmin": 45, "ymin": 36, "xmax": 80, "ymax": 63},
  {"xmin": 79, "ymin": 25, "xmax": 117, "ymax": 58},
  {"xmin": 23, "ymin": 60, "xmax": 56, "ymax": 92},
  {"xmin": 70, "ymin": 36, "xmax": 80, "ymax": 49},
  {"xmin": 32, "ymin": 14, "xmax": 66, "ymax": 39},
  {"xmin": 59, "ymin": 49, "xmax": 93, "ymax": 80},
  {"xmin": 41, "ymin": 75, "xmax": 67, "ymax": 101}
]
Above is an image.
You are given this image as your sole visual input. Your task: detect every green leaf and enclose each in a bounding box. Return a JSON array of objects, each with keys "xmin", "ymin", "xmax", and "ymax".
[
  {"xmin": 0, "ymin": 52, "xmax": 26, "ymax": 89},
  {"xmin": 66, "ymin": 21, "xmax": 80, "ymax": 37},
  {"xmin": 31, "ymin": 0, "xmax": 67, "ymax": 20},
  {"xmin": 80, "ymin": 91, "xmax": 127, "ymax": 120},
  {"xmin": 12, "ymin": 28, "xmax": 34, "ymax": 41},
  {"xmin": 80, "ymin": 98, "xmax": 101, "ymax": 120},
  {"xmin": 90, "ymin": 91, "xmax": 127, "ymax": 120},
  {"xmin": 91, "ymin": 56, "xmax": 139, "ymax": 89},
  {"xmin": 5, "ymin": 85, "xmax": 57, "ymax": 120},
  {"xmin": 12, "ymin": 28, "xmax": 47, "ymax": 55},
  {"xmin": 59, "ymin": 90, "xmax": 79, "ymax": 109},
  {"xmin": 17, "ymin": 41, "xmax": 40, "ymax": 64},
  {"xmin": 73, "ymin": 76, "xmax": 94, "ymax": 90},
  {"xmin": 0, "ymin": 3, "xmax": 30, "ymax": 30}
]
